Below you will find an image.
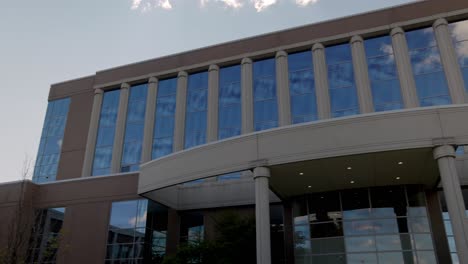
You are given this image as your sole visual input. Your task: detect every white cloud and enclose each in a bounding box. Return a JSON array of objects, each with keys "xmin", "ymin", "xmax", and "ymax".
[
  {"xmin": 131, "ymin": 0, "xmax": 142, "ymax": 9},
  {"xmin": 295, "ymin": 0, "xmax": 318, "ymax": 7},
  {"xmin": 252, "ymin": 0, "xmax": 277, "ymax": 12},
  {"xmin": 201, "ymin": 0, "xmax": 243, "ymax": 8},
  {"xmin": 158, "ymin": 0, "xmax": 173, "ymax": 9}
]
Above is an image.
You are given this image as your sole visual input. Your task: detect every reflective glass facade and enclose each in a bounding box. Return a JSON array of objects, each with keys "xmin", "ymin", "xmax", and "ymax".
[
  {"xmin": 288, "ymin": 51, "xmax": 318, "ymax": 123},
  {"xmin": 121, "ymin": 84, "xmax": 148, "ymax": 172},
  {"xmin": 28, "ymin": 207, "xmax": 65, "ymax": 263},
  {"xmin": 450, "ymin": 19, "xmax": 468, "ymax": 94},
  {"xmin": 92, "ymin": 90, "xmax": 120, "ymax": 176},
  {"xmin": 364, "ymin": 36, "xmax": 403, "ymax": 111},
  {"xmin": 218, "ymin": 65, "xmax": 242, "ymax": 140},
  {"xmin": 293, "ymin": 186, "xmax": 436, "ymax": 264},
  {"xmin": 33, "ymin": 98, "xmax": 70, "ymax": 183},
  {"xmin": 406, "ymin": 28, "xmax": 451, "ymax": 106},
  {"xmin": 253, "ymin": 58, "xmax": 278, "ymax": 131},
  {"xmin": 152, "ymin": 78, "xmax": 177, "ymax": 159},
  {"xmin": 185, "ymin": 72, "xmax": 208, "ymax": 149},
  {"xmin": 326, "ymin": 44, "xmax": 359, "ymax": 118}
]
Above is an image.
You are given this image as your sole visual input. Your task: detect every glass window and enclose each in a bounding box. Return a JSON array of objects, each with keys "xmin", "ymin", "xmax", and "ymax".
[
  {"xmin": 450, "ymin": 19, "xmax": 468, "ymax": 96},
  {"xmin": 121, "ymin": 84, "xmax": 148, "ymax": 172},
  {"xmin": 92, "ymin": 90, "xmax": 120, "ymax": 176},
  {"xmin": 152, "ymin": 78, "xmax": 177, "ymax": 159},
  {"xmin": 326, "ymin": 43, "xmax": 359, "ymax": 117},
  {"xmin": 253, "ymin": 58, "xmax": 278, "ymax": 131},
  {"xmin": 218, "ymin": 65, "xmax": 241, "ymax": 140},
  {"xmin": 33, "ymin": 98, "xmax": 70, "ymax": 183},
  {"xmin": 364, "ymin": 35, "xmax": 403, "ymax": 111},
  {"xmin": 288, "ymin": 51, "xmax": 318, "ymax": 124},
  {"xmin": 406, "ymin": 27, "xmax": 451, "ymax": 106},
  {"xmin": 184, "ymin": 72, "xmax": 208, "ymax": 149},
  {"xmin": 180, "ymin": 212, "xmax": 204, "ymax": 244}
]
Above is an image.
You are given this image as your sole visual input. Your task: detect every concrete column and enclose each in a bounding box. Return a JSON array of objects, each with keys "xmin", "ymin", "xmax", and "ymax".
[
  {"xmin": 312, "ymin": 43, "xmax": 331, "ymax": 119},
  {"xmin": 434, "ymin": 145, "xmax": 468, "ymax": 263},
  {"xmin": 433, "ymin": 18, "xmax": 467, "ymax": 104},
  {"xmin": 110, "ymin": 83, "xmax": 130, "ymax": 173},
  {"xmin": 253, "ymin": 166, "xmax": 271, "ymax": 264},
  {"xmin": 350, "ymin": 35, "xmax": 374, "ymax": 113},
  {"xmin": 207, "ymin": 65, "xmax": 219, "ymax": 142},
  {"xmin": 166, "ymin": 208, "xmax": 181, "ymax": 256},
  {"xmin": 173, "ymin": 71, "xmax": 188, "ymax": 152},
  {"xmin": 241, "ymin": 58, "xmax": 254, "ymax": 133},
  {"xmin": 141, "ymin": 77, "xmax": 158, "ymax": 163},
  {"xmin": 276, "ymin": 51, "xmax": 291, "ymax": 126},
  {"xmin": 82, "ymin": 88, "xmax": 104, "ymax": 177},
  {"xmin": 391, "ymin": 27, "xmax": 419, "ymax": 108}
]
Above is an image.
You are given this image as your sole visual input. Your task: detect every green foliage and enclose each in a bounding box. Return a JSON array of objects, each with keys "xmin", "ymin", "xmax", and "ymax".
[{"xmin": 162, "ymin": 212, "xmax": 256, "ymax": 264}]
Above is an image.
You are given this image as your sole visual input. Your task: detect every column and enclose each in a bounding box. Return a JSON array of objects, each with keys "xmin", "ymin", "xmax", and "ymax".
[
  {"xmin": 110, "ymin": 83, "xmax": 130, "ymax": 173},
  {"xmin": 173, "ymin": 71, "xmax": 188, "ymax": 152},
  {"xmin": 241, "ymin": 58, "xmax": 254, "ymax": 133},
  {"xmin": 254, "ymin": 166, "xmax": 271, "ymax": 264},
  {"xmin": 166, "ymin": 208, "xmax": 181, "ymax": 256},
  {"xmin": 141, "ymin": 77, "xmax": 158, "ymax": 163},
  {"xmin": 81, "ymin": 88, "xmax": 104, "ymax": 177},
  {"xmin": 433, "ymin": 18, "xmax": 467, "ymax": 104},
  {"xmin": 312, "ymin": 43, "xmax": 331, "ymax": 119},
  {"xmin": 207, "ymin": 64, "xmax": 219, "ymax": 142},
  {"xmin": 351, "ymin": 35, "xmax": 374, "ymax": 113},
  {"xmin": 434, "ymin": 145, "xmax": 468, "ymax": 263},
  {"xmin": 391, "ymin": 27, "xmax": 419, "ymax": 108},
  {"xmin": 276, "ymin": 51, "xmax": 291, "ymax": 126}
]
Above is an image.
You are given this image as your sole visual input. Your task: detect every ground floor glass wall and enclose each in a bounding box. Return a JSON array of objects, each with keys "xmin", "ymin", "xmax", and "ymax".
[{"xmin": 292, "ymin": 185, "xmax": 436, "ymax": 264}]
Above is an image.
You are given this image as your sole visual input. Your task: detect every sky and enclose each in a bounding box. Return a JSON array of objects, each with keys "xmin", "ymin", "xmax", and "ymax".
[{"xmin": 0, "ymin": 0, "xmax": 417, "ymax": 183}]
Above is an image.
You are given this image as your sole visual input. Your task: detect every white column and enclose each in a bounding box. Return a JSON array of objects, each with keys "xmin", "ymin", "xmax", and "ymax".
[
  {"xmin": 207, "ymin": 64, "xmax": 219, "ymax": 142},
  {"xmin": 312, "ymin": 43, "xmax": 331, "ymax": 119},
  {"xmin": 241, "ymin": 58, "xmax": 254, "ymax": 133},
  {"xmin": 110, "ymin": 83, "xmax": 130, "ymax": 173},
  {"xmin": 276, "ymin": 51, "xmax": 291, "ymax": 126},
  {"xmin": 173, "ymin": 71, "xmax": 188, "ymax": 152},
  {"xmin": 351, "ymin": 35, "xmax": 374, "ymax": 113},
  {"xmin": 434, "ymin": 145, "xmax": 468, "ymax": 263},
  {"xmin": 81, "ymin": 88, "xmax": 104, "ymax": 177},
  {"xmin": 254, "ymin": 166, "xmax": 271, "ymax": 264},
  {"xmin": 141, "ymin": 77, "xmax": 158, "ymax": 163},
  {"xmin": 433, "ymin": 18, "xmax": 467, "ymax": 104},
  {"xmin": 391, "ymin": 27, "xmax": 419, "ymax": 108}
]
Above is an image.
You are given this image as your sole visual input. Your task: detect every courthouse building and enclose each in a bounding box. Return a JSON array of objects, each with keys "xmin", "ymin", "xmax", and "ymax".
[{"xmin": 3, "ymin": 0, "xmax": 468, "ymax": 263}]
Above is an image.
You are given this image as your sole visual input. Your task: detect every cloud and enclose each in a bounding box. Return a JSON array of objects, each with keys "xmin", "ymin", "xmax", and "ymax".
[
  {"xmin": 201, "ymin": 0, "xmax": 243, "ymax": 9},
  {"xmin": 252, "ymin": 0, "xmax": 277, "ymax": 12},
  {"xmin": 131, "ymin": 0, "xmax": 142, "ymax": 9},
  {"xmin": 295, "ymin": 0, "xmax": 318, "ymax": 6},
  {"xmin": 158, "ymin": 0, "xmax": 173, "ymax": 9}
]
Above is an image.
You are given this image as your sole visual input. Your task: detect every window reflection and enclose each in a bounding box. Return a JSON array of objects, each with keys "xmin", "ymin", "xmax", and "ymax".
[
  {"xmin": 184, "ymin": 72, "xmax": 208, "ymax": 149},
  {"xmin": 406, "ymin": 27, "xmax": 451, "ymax": 106},
  {"xmin": 326, "ymin": 43, "xmax": 359, "ymax": 118},
  {"xmin": 450, "ymin": 19, "xmax": 468, "ymax": 96},
  {"xmin": 253, "ymin": 58, "xmax": 278, "ymax": 131},
  {"xmin": 218, "ymin": 65, "xmax": 241, "ymax": 139}
]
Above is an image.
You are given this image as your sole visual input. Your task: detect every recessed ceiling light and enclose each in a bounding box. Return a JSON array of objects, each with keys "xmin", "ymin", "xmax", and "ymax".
[
  {"xmin": 307, "ymin": 185, "xmax": 312, "ymax": 188},
  {"xmin": 396, "ymin": 177, "xmax": 401, "ymax": 180},
  {"xmin": 347, "ymin": 167, "xmax": 352, "ymax": 170},
  {"xmin": 320, "ymin": 196, "xmax": 324, "ymax": 199},
  {"xmin": 350, "ymin": 180, "xmax": 355, "ymax": 184},
  {"xmin": 398, "ymin": 161, "xmax": 403, "ymax": 165},
  {"xmin": 299, "ymin": 172, "xmax": 304, "ymax": 175}
]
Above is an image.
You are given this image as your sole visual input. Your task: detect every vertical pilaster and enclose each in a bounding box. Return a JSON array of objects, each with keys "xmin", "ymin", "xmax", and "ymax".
[
  {"xmin": 434, "ymin": 145, "xmax": 468, "ymax": 263},
  {"xmin": 433, "ymin": 18, "xmax": 467, "ymax": 104},
  {"xmin": 241, "ymin": 58, "xmax": 254, "ymax": 133},
  {"xmin": 207, "ymin": 65, "xmax": 219, "ymax": 142},
  {"xmin": 82, "ymin": 88, "xmax": 104, "ymax": 177},
  {"xmin": 391, "ymin": 27, "xmax": 419, "ymax": 108},
  {"xmin": 173, "ymin": 71, "xmax": 188, "ymax": 152},
  {"xmin": 110, "ymin": 83, "xmax": 130, "ymax": 173},
  {"xmin": 276, "ymin": 51, "xmax": 291, "ymax": 126},
  {"xmin": 351, "ymin": 35, "xmax": 374, "ymax": 113},
  {"xmin": 141, "ymin": 77, "xmax": 158, "ymax": 163},
  {"xmin": 312, "ymin": 43, "xmax": 331, "ymax": 119},
  {"xmin": 254, "ymin": 166, "xmax": 271, "ymax": 264}
]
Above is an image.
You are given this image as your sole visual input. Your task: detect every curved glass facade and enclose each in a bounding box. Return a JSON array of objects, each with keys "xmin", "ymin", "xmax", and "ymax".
[
  {"xmin": 253, "ymin": 58, "xmax": 278, "ymax": 131},
  {"xmin": 218, "ymin": 65, "xmax": 242, "ymax": 140},
  {"xmin": 450, "ymin": 19, "xmax": 468, "ymax": 94},
  {"xmin": 185, "ymin": 72, "xmax": 208, "ymax": 149}
]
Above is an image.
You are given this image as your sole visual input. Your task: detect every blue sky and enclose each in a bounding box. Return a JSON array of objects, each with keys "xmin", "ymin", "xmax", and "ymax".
[{"xmin": 0, "ymin": 0, "xmax": 416, "ymax": 183}]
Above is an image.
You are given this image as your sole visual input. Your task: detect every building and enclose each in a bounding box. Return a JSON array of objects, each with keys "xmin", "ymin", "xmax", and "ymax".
[{"xmin": 2, "ymin": 0, "xmax": 468, "ymax": 263}]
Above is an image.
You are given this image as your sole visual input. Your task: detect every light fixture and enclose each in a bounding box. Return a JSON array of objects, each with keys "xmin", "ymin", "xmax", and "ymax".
[
  {"xmin": 320, "ymin": 196, "xmax": 324, "ymax": 199},
  {"xmin": 307, "ymin": 185, "xmax": 312, "ymax": 188},
  {"xmin": 347, "ymin": 166, "xmax": 352, "ymax": 170},
  {"xmin": 350, "ymin": 180, "xmax": 355, "ymax": 184},
  {"xmin": 398, "ymin": 161, "xmax": 403, "ymax": 165},
  {"xmin": 396, "ymin": 177, "xmax": 401, "ymax": 180},
  {"xmin": 299, "ymin": 172, "xmax": 304, "ymax": 175}
]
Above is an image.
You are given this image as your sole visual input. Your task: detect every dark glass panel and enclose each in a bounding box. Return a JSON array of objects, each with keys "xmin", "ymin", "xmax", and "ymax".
[
  {"xmin": 310, "ymin": 222, "xmax": 343, "ymax": 238},
  {"xmin": 310, "ymin": 237, "xmax": 345, "ymax": 254},
  {"xmin": 347, "ymin": 253, "xmax": 377, "ymax": 264},
  {"xmin": 308, "ymin": 191, "xmax": 341, "ymax": 223},
  {"xmin": 371, "ymin": 186, "xmax": 407, "ymax": 217},
  {"xmin": 342, "ymin": 189, "xmax": 371, "ymax": 220}
]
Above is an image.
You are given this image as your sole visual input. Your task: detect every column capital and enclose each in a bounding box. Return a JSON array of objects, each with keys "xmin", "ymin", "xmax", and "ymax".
[
  {"xmin": 276, "ymin": 50, "xmax": 288, "ymax": 58},
  {"xmin": 208, "ymin": 64, "xmax": 219, "ymax": 72},
  {"xmin": 350, "ymin": 35, "xmax": 364, "ymax": 44},
  {"xmin": 390, "ymin": 27, "xmax": 405, "ymax": 37},
  {"xmin": 121, "ymin": 83, "xmax": 130, "ymax": 90},
  {"xmin": 253, "ymin": 167, "xmax": 271, "ymax": 179},
  {"xmin": 434, "ymin": 145, "xmax": 456, "ymax": 160},
  {"xmin": 433, "ymin": 18, "xmax": 449, "ymax": 29},
  {"xmin": 241, "ymin": 57, "xmax": 252, "ymax": 65},
  {"xmin": 178, "ymin": 71, "xmax": 188, "ymax": 78},
  {"xmin": 148, "ymin": 77, "xmax": 158, "ymax": 83},
  {"xmin": 312, "ymin": 43, "xmax": 324, "ymax": 52},
  {"xmin": 94, "ymin": 88, "xmax": 104, "ymax": 95}
]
